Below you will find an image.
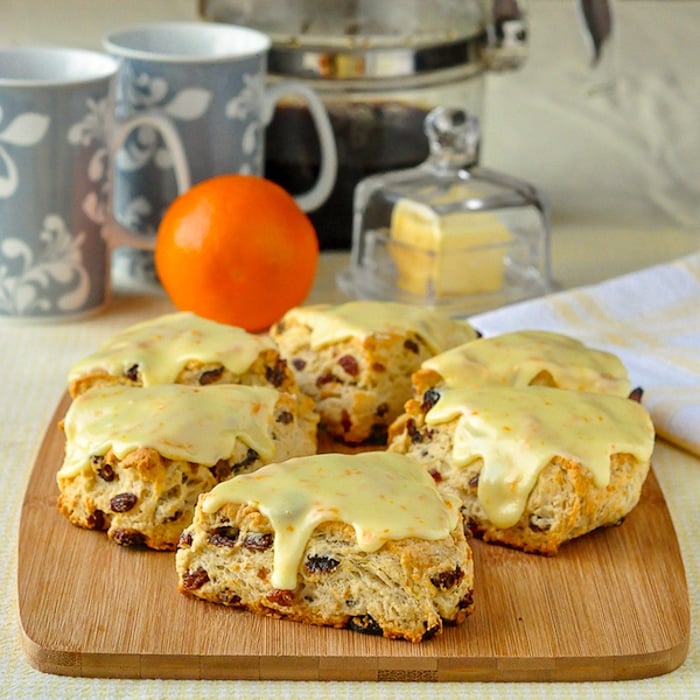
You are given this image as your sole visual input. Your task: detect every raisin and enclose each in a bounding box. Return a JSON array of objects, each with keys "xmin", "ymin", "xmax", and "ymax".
[
  {"xmin": 181, "ymin": 567, "xmax": 209, "ymax": 591},
  {"xmin": 305, "ymin": 554, "xmax": 340, "ymax": 573},
  {"xmin": 468, "ymin": 473, "xmax": 479, "ymax": 488},
  {"xmin": 243, "ymin": 532, "xmax": 273, "ymax": 551},
  {"xmin": 406, "ymin": 418, "xmax": 422, "ymax": 443},
  {"xmin": 371, "ymin": 362, "xmax": 386, "ymax": 372},
  {"xmin": 110, "ymin": 492, "xmax": 137, "ymax": 513},
  {"xmin": 218, "ymin": 591, "xmax": 242, "ymax": 605},
  {"xmin": 340, "ymin": 409, "xmax": 352, "ymax": 434},
  {"xmin": 112, "ymin": 529, "xmax": 145, "ymax": 547},
  {"xmin": 209, "ymin": 527, "xmax": 239, "ymax": 547},
  {"xmin": 124, "ymin": 364, "xmax": 139, "ymax": 382},
  {"xmin": 178, "ymin": 531, "xmax": 193, "ymax": 548},
  {"xmin": 316, "ymin": 372, "xmax": 340, "ymax": 386},
  {"xmin": 367, "ymin": 423, "xmax": 388, "ymax": 445},
  {"xmin": 276, "ymin": 410, "xmax": 294, "ymax": 425},
  {"xmin": 429, "ymin": 468, "xmax": 442, "ymax": 483},
  {"xmin": 465, "ymin": 517, "xmax": 483, "ymax": 538},
  {"xmin": 403, "ymin": 338, "xmax": 420, "ymax": 354},
  {"xmin": 232, "ymin": 448, "xmax": 258, "ymax": 473},
  {"xmin": 87, "ymin": 509, "xmax": 106, "ymax": 530},
  {"xmin": 292, "ymin": 357, "xmax": 306, "ymax": 371},
  {"xmin": 265, "ymin": 359, "xmax": 287, "ymax": 388},
  {"xmin": 92, "ymin": 455, "xmax": 116, "ymax": 482},
  {"xmin": 266, "ymin": 588, "xmax": 295, "ymax": 606},
  {"xmin": 629, "ymin": 386, "xmax": 644, "ymax": 403},
  {"xmin": 458, "ymin": 589, "xmax": 474, "ymax": 610},
  {"xmin": 420, "ymin": 389, "xmax": 441, "ymax": 412},
  {"xmin": 422, "ymin": 624, "xmax": 441, "ymax": 640},
  {"xmin": 348, "ymin": 614, "xmax": 383, "ymax": 636},
  {"xmin": 199, "ymin": 366, "xmax": 224, "ymax": 385},
  {"xmin": 337, "ymin": 354, "xmax": 359, "ymax": 377},
  {"xmin": 98, "ymin": 464, "xmax": 115, "ymax": 481},
  {"xmin": 375, "ymin": 402, "xmax": 390, "ymax": 417},
  {"xmin": 431, "ymin": 565, "xmax": 465, "ymax": 590},
  {"xmin": 210, "ymin": 459, "xmax": 232, "ymax": 481}
]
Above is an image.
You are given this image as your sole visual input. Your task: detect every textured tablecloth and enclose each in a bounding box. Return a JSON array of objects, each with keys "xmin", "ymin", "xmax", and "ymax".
[{"xmin": 471, "ymin": 253, "xmax": 700, "ymax": 457}]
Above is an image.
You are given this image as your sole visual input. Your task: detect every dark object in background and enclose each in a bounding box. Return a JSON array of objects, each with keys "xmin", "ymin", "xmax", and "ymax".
[
  {"xmin": 200, "ymin": 0, "xmax": 529, "ymax": 250},
  {"xmin": 578, "ymin": 0, "xmax": 613, "ymax": 66},
  {"xmin": 265, "ymin": 102, "xmax": 430, "ymax": 251}
]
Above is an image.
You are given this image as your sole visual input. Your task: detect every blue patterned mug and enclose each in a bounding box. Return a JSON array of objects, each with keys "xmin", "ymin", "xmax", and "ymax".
[
  {"xmin": 103, "ymin": 22, "xmax": 338, "ymax": 287},
  {"xmin": 0, "ymin": 47, "xmax": 190, "ymax": 321}
]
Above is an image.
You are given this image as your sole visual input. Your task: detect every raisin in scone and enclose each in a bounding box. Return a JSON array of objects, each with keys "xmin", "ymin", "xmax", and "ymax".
[
  {"xmin": 269, "ymin": 301, "xmax": 478, "ymax": 444},
  {"xmin": 57, "ymin": 383, "xmax": 317, "ymax": 551},
  {"xmin": 388, "ymin": 385, "xmax": 655, "ymax": 555},
  {"xmin": 176, "ymin": 451, "xmax": 474, "ymax": 643},
  {"xmin": 411, "ymin": 329, "xmax": 634, "ymax": 399}
]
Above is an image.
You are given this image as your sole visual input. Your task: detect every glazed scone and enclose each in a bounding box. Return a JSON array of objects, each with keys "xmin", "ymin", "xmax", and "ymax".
[
  {"xmin": 68, "ymin": 310, "xmax": 304, "ymax": 399},
  {"xmin": 270, "ymin": 301, "xmax": 478, "ymax": 444},
  {"xmin": 57, "ymin": 383, "xmax": 317, "ymax": 551},
  {"xmin": 411, "ymin": 329, "xmax": 634, "ymax": 398},
  {"xmin": 176, "ymin": 451, "xmax": 474, "ymax": 643},
  {"xmin": 388, "ymin": 385, "xmax": 655, "ymax": 555}
]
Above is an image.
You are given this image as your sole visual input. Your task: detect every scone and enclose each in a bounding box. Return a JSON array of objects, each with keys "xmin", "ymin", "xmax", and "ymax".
[
  {"xmin": 411, "ymin": 329, "xmax": 634, "ymax": 398},
  {"xmin": 176, "ymin": 451, "xmax": 474, "ymax": 643},
  {"xmin": 269, "ymin": 301, "xmax": 478, "ymax": 444},
  {"xmin": 57, "ymin": 383, "xmax": 318, "ymax": 551},
  {"xmin": 388, "ymin": 385, "xmax": 655, "ymax": 555},
  {"xmin": 68, "ymin": 310, "xmax": 305, "ymax": 400}
]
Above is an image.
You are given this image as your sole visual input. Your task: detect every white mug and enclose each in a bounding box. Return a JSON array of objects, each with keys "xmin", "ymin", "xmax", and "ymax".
[
  {"xmin": 0, "ymin": 46, "xmax": 189, "ymax": 321},
  {"xmin": 103, "ymin": 21, "xmax": 338, "ymax": 286}
]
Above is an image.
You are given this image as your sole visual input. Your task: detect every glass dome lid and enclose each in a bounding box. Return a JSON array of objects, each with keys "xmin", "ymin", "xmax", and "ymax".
[{"xmin": 337, "ymin": 106, "xmax": 552, "ymax": 316}]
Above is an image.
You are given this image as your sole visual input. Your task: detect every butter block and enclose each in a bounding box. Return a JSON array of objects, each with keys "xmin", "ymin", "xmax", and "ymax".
[{"xmin": 389, "ymin": 186, "xmax": 512, "ymax": 298}]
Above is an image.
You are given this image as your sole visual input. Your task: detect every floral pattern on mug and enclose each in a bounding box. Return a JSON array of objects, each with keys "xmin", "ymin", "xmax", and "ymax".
[
  {"xmin": 116, "ymin": 63, "xmax": 212, "ymax": 174},
  {"xmin": 0, "ymin": 215, "xmax": 89, "ymax": 315},
  {"xmin": 67, "ymin": 97, "xmax": 110, "ymax": 225},
  {"xmin": 225, "ymin": 72, "xmax": 263, "ymax": 172},
  {"xmin": 0, "ymin": 97, "xmax": 108, "ymax": 316},
  {"xmin": 0, "ymin": 106, "xmax": 50, "ymax": 198}
]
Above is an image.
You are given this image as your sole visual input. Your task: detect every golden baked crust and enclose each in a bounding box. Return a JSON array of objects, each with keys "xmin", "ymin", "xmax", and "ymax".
[
  {"xmin": 176, "ymin": 498, "xmax": 474, "ymax": 643},
  {"xmin": 57, "ymin": 386, "xmax": 318, "ymax": 551},
  {"xmin": 388, "ymin": 387, "xmax": 653, "ymax": 555}
]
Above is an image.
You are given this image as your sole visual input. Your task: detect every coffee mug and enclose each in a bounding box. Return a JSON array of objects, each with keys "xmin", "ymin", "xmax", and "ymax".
[
  {"xmin": 103, "ymin": 21, "xmax": 338, "ymax": 286},
  {"xmin": 0, "ymin": 46, "xmax": 189, "ymax": 321}
]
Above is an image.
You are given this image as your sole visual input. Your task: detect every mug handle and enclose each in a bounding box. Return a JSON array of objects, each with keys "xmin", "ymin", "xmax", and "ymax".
[
  {"xmin": 262, "ymin": 81, "xmax": 337, "ymax": 213},
  {"xmin": 102, "ymin": 111, "xmax": 191, "ymax": 250}
]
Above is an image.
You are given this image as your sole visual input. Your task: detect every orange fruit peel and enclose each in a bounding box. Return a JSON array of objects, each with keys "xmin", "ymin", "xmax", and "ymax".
[{"xmin": 155, "ymin": 174, "xmax": 319, "ymax": 332}]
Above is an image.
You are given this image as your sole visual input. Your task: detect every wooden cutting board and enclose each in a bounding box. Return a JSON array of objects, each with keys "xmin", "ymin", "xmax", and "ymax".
[{"xmin": 18, "ymin": 392, "xmax": 690, "ymax": 682}]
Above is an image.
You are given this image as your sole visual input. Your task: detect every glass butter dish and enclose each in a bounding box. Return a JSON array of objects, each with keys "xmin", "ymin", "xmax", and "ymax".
[{"xmin": 337, "ymin": 107, "xmax": 552, "ymax": 316}]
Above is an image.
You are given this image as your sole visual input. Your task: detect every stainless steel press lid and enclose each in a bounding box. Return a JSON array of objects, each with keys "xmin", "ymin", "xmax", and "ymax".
[{"xmin": 200, "ymin": 0, "xmax": 528, "ymax": 79}]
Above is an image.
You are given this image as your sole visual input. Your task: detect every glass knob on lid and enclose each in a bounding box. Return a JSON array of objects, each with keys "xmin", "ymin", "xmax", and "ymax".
[
  {"xmin": 424, "ymin": 107, "xmax": 480, "ymax": 169},
  {"xmin": 337, "ymin": 106, "xmax": 552, "ymax": 316}
]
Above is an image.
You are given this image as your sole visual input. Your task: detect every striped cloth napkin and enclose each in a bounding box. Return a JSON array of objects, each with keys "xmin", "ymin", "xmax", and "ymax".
[{"xmin": 469, "ymin": 252, "xmax": 700, "ymax": 456}]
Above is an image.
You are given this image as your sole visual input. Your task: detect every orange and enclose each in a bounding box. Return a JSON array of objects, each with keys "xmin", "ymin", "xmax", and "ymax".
[{"xmin": 155, "ymin": 174, "xmax": 319, "ymax": 332}]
